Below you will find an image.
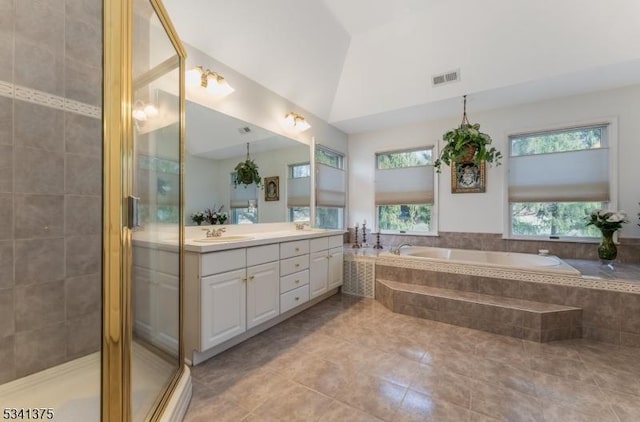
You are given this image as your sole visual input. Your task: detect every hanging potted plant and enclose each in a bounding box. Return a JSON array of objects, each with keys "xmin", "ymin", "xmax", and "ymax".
[
  {"xmin": 233, "ymin": 142, "xmax": 263, "ymax": 188},
  {"xmin": 434, "ymin": 95, "xmax": 503, "ymax": 173}
]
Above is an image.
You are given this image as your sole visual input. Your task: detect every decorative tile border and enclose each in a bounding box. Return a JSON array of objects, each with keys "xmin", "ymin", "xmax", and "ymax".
[
  {"xmin": 0, "ymin": 80, "xmax": 101, "ymax": 119},
  {"xmin": 346, "ymin": 252, "xmax": 640, "ymax": 295}
]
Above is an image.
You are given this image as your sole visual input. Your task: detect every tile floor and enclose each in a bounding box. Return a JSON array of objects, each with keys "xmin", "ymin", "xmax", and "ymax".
[{"xmin": 185, "ymin": 294, "xmax": 640, "ymax": 422}]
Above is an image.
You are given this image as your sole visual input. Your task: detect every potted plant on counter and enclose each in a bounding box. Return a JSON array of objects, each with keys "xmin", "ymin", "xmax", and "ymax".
[
  {"xmin": 434, "ymin": 95, "xmax": 502, "ymax": 173},
  {"xmin": 586, "ymin": 209, "xmax": 628, "ymax": 264},
  {"xmin": 205, "ymin": 206, "xmax": 228, "ymax": 225},
  {"xmin": 191, "ymin": 211, "xmax": 206, "ymax": 226}
]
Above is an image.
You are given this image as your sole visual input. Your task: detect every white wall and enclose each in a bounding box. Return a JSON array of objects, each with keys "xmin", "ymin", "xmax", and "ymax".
[
  {"xmin": 349, "ymin": 84, "xmax": 640, "ymax": 238},
  {"xmin": 186, "ymin": 144, "xmax": 309, "ymax": 224}
]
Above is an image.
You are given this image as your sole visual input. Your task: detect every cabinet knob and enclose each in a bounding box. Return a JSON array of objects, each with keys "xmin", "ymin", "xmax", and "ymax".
[
  {"xmin": 249, "ymin": 275, "xmax": 255, "ymax": 281},
  {"xmin": 242, "ymin": 277, "xmax": 248, "ymax": 282},
  {"xmin": 295, "ymin": 247, "xmax": 300, "ymax": 252},
  {"xmin": 295, "ymin": 263, "xmax": 300, "ymax": 268},
  {"xmin": 295, "ymin": 279, "xmax": 300, "ymax": 284},
  {"xmin": 295, "ymin": 297, "xmax": 299, "ymax": 301}
]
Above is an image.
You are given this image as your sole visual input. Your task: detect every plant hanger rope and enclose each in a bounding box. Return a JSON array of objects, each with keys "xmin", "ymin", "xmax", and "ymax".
[
  {"xmin": 460, "ymin": 95, "xmax": 471, "ymax": 127},
  {"xmin": 246, "ymin": 142, "xmax": 250, "ymax": 161}
]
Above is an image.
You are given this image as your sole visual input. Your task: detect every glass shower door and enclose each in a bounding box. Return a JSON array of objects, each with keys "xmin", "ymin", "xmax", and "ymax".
[{"xmin": 130, "ymin": 0, "xmax": 184, "ymax": 420}]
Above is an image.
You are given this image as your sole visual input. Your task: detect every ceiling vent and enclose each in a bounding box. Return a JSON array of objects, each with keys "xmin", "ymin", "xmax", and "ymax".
[
  {"xmin": 237, "ymin": 126, "xmax": 252, "ymax": 134},
  {"xmin": 432, "ymin": 69, "xmax": 461, "ymax": 87}
]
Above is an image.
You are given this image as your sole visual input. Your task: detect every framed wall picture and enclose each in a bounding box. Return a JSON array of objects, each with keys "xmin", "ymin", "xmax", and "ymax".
[
  {"xmin": 451, "ymin": 161, "xmax": 486, "ymax": 193},
  {"xmin": 264, "ymin": 176, "xmax": 280, "ymax": 201}
]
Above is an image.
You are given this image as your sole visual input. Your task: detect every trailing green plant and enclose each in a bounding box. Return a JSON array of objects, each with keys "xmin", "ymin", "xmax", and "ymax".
[
  {"xmin": 233, "ymin": 143, "xmax": 263, "ymax": 188},
  {"xmin": 232, "ymin": 158, "xmax": 262, "ymax": 188},
  {"xmin": 434, "ymin": 96, "xmax": 502, "ymax": 173}
]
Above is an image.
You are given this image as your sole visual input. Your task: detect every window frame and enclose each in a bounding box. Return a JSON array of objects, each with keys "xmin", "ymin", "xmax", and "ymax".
[
  {"xmin": 374, "ymin": 145, "xmax": 438, "ymax": 236},
  {"xmin": 314, "ymin": 145, "xmax": 346, "ymax": 229},
  {"xmin": 504, "ymin": 118, "xmax": 618, "ymax": 242}
]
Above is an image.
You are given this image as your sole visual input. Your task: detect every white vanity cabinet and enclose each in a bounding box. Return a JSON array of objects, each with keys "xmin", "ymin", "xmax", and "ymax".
[
  {"xmin": 199, "ymin": 249, "xmax": 247, "ymax": 350},
  {"xmin": 184, "ymin": 230, "xmax": 345, "ymax": 365},
  {"xmin": 132, "ymin": 246, "xmax": 180, "ymax": 355},
  {"xmin": 309, "ymin": 236, "xmax": 344, "ymax": 299},
  {"xmin": 279, "ymin": 240, "xmax": 310, "ymax": 313},
  {"xmin": 246, "ymin": 244, "xmax": 280, "ymax": 329}
]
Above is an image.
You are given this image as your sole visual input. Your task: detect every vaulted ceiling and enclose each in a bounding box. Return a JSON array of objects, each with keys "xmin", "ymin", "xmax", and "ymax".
[{"xmin": 164, "ymin": 0, "xmax": 640, "ymax": 133}]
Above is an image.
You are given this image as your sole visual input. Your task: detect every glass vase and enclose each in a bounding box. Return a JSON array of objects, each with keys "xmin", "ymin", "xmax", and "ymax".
[{"xmin": 598, "ymin": 229, "xmax": 617, "ymax": 263}]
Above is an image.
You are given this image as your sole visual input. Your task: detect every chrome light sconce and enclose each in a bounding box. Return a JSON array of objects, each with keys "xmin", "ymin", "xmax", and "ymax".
[
  {"xmin": 283, "ymin": 112, "xmax": 311, "ymax": 132},
  {"xmin": 186, "ymin": 66, "xmax": 234, "ymax": 97}
]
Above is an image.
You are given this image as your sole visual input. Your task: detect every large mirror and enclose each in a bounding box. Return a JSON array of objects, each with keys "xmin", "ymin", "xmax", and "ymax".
[{"xmin": 185, "ymin": 101, "xmax": 311, "ymax": 225}]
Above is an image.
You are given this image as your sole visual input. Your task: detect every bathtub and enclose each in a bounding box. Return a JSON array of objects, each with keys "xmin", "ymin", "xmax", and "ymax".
[{"xmin": 390, "ymin": 246, "xmax": 580, "ymax": 275}]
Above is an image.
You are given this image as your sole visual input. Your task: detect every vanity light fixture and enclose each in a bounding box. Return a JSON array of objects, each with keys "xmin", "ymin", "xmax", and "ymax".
[
  {"xmin": 186, "ymin": 66, "xmax": 234, "ymax": 97},
  {"xmin": 283, "ymin": 112, "xmax": 311, "ymax": 132}
]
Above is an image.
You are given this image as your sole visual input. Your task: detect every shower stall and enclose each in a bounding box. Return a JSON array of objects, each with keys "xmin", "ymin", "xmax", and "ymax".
[{"xmin": 0, "ymin": 0, "xmax": 190, "ymax": 420}]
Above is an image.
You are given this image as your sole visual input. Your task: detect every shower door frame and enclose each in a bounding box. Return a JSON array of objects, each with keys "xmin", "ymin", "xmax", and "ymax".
[{"xmin": 103, "ymin": 0, "xmax": 187, "ymax": 420}]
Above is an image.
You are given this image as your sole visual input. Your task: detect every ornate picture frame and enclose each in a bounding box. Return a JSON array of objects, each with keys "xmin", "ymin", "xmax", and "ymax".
[
  {"xmin": 264, "ymin": 176, "xmax": 279, "ymax": 201},
  {"xmin": 451, "ymin": 161, "xmax": 486, "ymax": 193}
]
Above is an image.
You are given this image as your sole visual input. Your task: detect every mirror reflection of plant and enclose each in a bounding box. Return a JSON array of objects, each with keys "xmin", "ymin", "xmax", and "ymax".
[
  {"xmin": 191, "ymin": 211, "xmax": 206, "ymax": 225},
  {"xmin": 233, "ymin": 142, "xmax": 263, "ymax": 188},
  {"xmin": 233, "ymin": 159, "xmax": 262, "ymax": 188},
  {"xmin": 204, "ymin": 205, "xmax": 228, "ymax": 225}
]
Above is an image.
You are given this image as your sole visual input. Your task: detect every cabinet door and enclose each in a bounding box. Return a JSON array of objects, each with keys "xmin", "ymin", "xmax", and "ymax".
[
  {"xmin": 154, "ymin": 272, "xmax": 180, "ymax": 355},
  {"xmin": 201, "ymin": 269, "xmax": 247, "ymax": 350},
  {"xmin": 309, "ymin": 250, "xmax": 329, "ymax": 299},
  {"xmin": 328, "ymin": 247, "xmax": 344, "ymax": 290},
  {"xmin": 246, "ymin": 261, "xmax": 280, "ymax": 329}
]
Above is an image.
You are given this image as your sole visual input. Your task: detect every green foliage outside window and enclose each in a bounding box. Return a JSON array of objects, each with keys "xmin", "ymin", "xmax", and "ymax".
[
  {"xmin": 511, "ymin": 127, "xmax": 603, "ymax": 156},
  {"xmin": 378, "ymin": 205, "xmax": 431, "ymax": 232}
]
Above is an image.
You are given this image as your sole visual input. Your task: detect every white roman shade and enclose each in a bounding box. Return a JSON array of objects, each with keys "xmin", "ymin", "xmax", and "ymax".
[
  {"xmin": 287, "ymin": 176, "xmax": 310, "ymax": 207},
  {"xmin": 230, "ymin": 183, "xmax": 257, "ymax": 208},
  {"xmin": 509, "ymin": 148, "xmax": 609, "ymax": 202},
  {"xmin": 375, "ymin": 165, "xmax": 434, "ymax": 205},
  {"xmin": 316, "ymin": 163, "xmax": 346, "ymax": 207}
]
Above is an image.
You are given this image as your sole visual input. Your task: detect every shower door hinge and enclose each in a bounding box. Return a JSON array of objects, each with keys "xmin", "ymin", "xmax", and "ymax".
[{"xmin": 127, "ymin": 195, "xmax": 141, "ymax": 229}]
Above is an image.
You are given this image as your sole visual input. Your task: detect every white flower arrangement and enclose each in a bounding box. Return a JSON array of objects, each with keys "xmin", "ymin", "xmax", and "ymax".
[{"xmin": 587, "ymin": 209, "xmax": 628, "ymax": 232}]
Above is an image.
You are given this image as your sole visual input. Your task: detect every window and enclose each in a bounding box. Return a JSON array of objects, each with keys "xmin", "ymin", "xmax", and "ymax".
[
  {"xmin": 230, "ymin": 172, "xmax": 258, "ymax": 224},
  {"xmin": 508, "ymin": 124, "xmax": 611, "ymax": 239},
  {"xmin": 375, "ymin": 147, "xmax": 435, "ymax": 233},
  {"xmin": 315, "ymin": 146, "xmax": 346, "ymax": 229},
  {"xmin": 287, "ymin": 163, "xmax": 311, "ymax": 222}
]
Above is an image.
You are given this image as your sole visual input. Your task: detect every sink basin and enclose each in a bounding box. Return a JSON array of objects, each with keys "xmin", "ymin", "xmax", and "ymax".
[{"xmin": 193, "ymin": 235, "xmax": 254, "ymax": 243}]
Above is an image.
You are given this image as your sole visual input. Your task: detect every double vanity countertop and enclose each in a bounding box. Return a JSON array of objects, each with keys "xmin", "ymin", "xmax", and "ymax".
[{"xmin": 132, "ymin": 225, "xmax": 346, "ymax": 253}]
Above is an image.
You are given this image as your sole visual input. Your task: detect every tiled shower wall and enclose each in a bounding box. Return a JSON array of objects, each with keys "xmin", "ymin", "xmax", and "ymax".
[{"xmin": 0, "ymin": 0, "xmax": 102, "ymax": 383}]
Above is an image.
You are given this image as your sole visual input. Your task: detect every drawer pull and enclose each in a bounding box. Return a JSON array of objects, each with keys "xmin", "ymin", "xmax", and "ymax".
[
  {"xmin": 242, "ymin": 277, "xmax": 248, "ymax": 282},
  {"xmin": 249, "ymin": 275, "xmax": 255, "ymax": 281},
  {"xmin": 295, "ymin": 247, "xmax": 300, "ymax": 252},
  {"xmin": 295, "ymin": 279, "xmax": 300, "ymax": 284},
  {"xmin": 295, "ymin": 263, "xmax": 300, "ymax": 268},
  {"xmin": 295, "ymin": 297, "xmax": 299, "ymax": 301}
]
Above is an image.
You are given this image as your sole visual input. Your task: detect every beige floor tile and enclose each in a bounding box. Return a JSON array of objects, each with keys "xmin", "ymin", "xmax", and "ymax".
[
  {"xmin": 336, "ymin": 372, "xmax": 407, "ymax": 421},
  {"xmin": 252, "ymin": 383, "xmax": 334, "ymax": 422},
  {"xmin": 186, "ymin": 294, "xmax": 640, "ymax": 421},
  {"xmin": 541, "ymin": 400, "xmax": 618, "ymax": 422},
  {"xmin": 317, "ymin": 400, "xmax": 383, "ymax": 422},
  {"xmin": 470, "ymin": 380, "xmax": 544, "ymax": 421},
  {"xmin": 409, "ymin": 364, "xmax": 472, "ymax": 408},
  {"xmin": 394, "ymin": 389, "xmax": 470, "ymax": 422},
  {"xmin": 603, "ymin": 389, "xmax": 640, "ymax": 422}
]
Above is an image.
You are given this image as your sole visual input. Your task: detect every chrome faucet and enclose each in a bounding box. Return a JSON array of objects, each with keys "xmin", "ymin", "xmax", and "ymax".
[
  {"xmin": 295, "ymin": 222, "xmax": 311, "ymax": 230},
  {"xmin": 391, "ymin": 243, "xmax": 413, "ymax": 255},
  {"xmin": 202, "ymin": 227, "xmax": 226, "ymax": 237}
]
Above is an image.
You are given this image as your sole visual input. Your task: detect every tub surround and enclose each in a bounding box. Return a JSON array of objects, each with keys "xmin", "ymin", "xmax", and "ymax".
[{"xmin": 346, "ymin": 230, "xmax": 640, "ymax": 264}]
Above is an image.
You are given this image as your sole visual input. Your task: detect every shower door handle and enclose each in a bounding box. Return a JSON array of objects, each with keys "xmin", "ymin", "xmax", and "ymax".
[{"xmin": 128, "ymin": 195, "xmax": 141, "ymax": 229}]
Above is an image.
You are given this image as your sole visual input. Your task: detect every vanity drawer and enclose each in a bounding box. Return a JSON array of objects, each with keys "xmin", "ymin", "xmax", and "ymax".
[
  {"xmin": 280, "ymin": 240, "xmax": 309, "ymax": 259},
  {"xmin": 329, "ymin": 235, "xmax": 343, "ymax": 249},
  {"xmin": 310, "ymin": 237, "xmax": 329, "ymax": 253},
  {"xmin": 280, "ymin": 254, "xmax": 309, "ymax": 276},
  {"xmin": 280, "ymin": 269, "xmax": 309, "ymax": 294},
  {"xmin": 280, "ymin": 284, "xmax": 310, "ymax": 314},
  {"xmin": 247, "ymin": 244, "xmax": 279, "ymax": 266},
  {"xmin": 201, "ymin": 249, "xmax": 246, "ymax": 276}
]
